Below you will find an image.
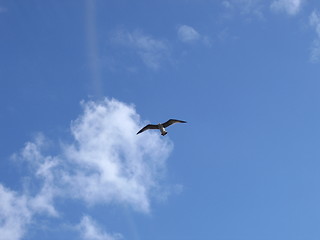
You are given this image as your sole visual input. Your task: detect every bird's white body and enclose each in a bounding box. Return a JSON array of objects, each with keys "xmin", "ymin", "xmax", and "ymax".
[{"xmin": 158, "ymin": 124, "xmax": 167, "ymax": 136}]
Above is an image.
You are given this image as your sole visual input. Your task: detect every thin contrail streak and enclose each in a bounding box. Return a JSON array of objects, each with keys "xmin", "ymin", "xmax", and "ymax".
[{"xmin": 85, "ymin": 0, "xmax": 103, "ymax": 97}]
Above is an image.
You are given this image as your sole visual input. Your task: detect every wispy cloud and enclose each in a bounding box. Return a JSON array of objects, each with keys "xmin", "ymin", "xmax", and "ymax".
[
  {"xmin": 177, "ymin": 25, "xmax": 201, "ymax": 43},
  {"xmin": 309, "ymin": 10, "xmax": 320, "ymax": 62},
  {"xmin": 310, "ymin": 10, "xmax": 320, "ymax": 39},
  {"xmin": 221, "ymin": 0, "xmax": 265, "ymax": 19},
  {"xmin": 223, "ymin": 0, "xmax": 304, "ymax": 17},
  {"xmin": 15, "ymin": 134, "xmax": 60, "ymax": 217},
  {"xmin": 0, "ymin": 136, "xmax": 60, "ymax": 240},
  {"xmin": 222, "ymin": 1, "xmax": 233, "ymax": 9},
  {"xmin": 177, "ymin": 25, "xmax": 212, "ymax": 47},
  {"xmin": 78, "ymin": 216, "xmax": 122, "ymax": 240},
  {"xmin": 0, "ymin": 98, "xmax": 174, "ymax": 239},
  {"xmin": 270, "ymin": 0, "xmax": 304, "ymax": 15},
  {"xmin": 62, "ymin": 99, "xmax": 172, "ymax": 212},
  {"xmin": 0, "ymin": 185, "xmax": 31, "ymax": 240},
  {"xmin": 111, "ymin": 29, "xmax": 170, "ymax": 70}
]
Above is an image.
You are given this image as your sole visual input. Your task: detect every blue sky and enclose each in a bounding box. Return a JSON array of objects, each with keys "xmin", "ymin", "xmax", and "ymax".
[{"xmin": 1, "ymin": 0, "xmax": 320, "ymax": 239}]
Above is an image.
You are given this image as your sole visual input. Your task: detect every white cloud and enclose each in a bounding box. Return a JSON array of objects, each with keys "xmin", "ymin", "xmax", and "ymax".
[
  {"xmin": 61, "ymin": 98, "xmax": 173, "ymax": 212},
  {"xmin": 222, "ymin": 0, "xmax": 265, "ymax": 18},
  {"xmin": 224, "ymin": 0, "xmax": 303, "ymax": 17},
  {"xmin": 0, "ymin": 185, "xmax": 31, "ymax": 240},
  {"xmin": 111, "ymin": 29, "xmax": 170, "ymax": 70},
  {"xmin": 0, "ymin": 98, "xmax": 174, "ymax": 239},
  {"xmin": 0, "ymin": 137, "xmax": 60, "ymax": 240},
  {"xmin": 177, "ymin": 25, "xmax": 212, "ymax": 47},
  {"xmin": 310, "ymin": 10, "xmax": 320, "ymax": 38},
  {"xmin": 222, "ymin": 1, "xmax": 233, "ymax": 9},
  {"xmin": 177, "ymin": 25, "xmax": 200, "ymax": 43},
  {"xmin": 14, "ymin": 134, "xmax": 59, "ymax": 217},
  {"xmin": 16, "ymin": 98, "xmax": 172, "ymax": 212},
  {"xmin": 78, "ymin": 216, "xmax": 122, "ymax": 240},
  {"xmin": 309, "ymin": 10, "xmax": 320, "ymax": 62},
  {"xmin": 270, "ymin": 0, "xmax": 303, "ymax": 15}
]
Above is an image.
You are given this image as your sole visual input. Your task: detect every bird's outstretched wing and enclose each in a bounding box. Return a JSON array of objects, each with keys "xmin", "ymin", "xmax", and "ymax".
[
  {"xmin": 136, "ymin": 124, "xmax": 159, "ymax": 134},
  {"xmin": 162, "ymin": 119, "xmax": 187, "ymax": 128}
]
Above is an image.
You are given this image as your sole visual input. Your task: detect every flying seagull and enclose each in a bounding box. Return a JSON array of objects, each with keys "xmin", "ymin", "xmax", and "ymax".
[{"xmin": 137, "ymin": 119, "xmax": 187, "ymax": 136}]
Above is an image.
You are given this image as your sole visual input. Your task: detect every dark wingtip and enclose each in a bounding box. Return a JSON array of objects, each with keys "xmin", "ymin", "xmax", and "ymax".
[{"xmin": 178, "ymin": 120, "xmax": 187, "ymax": 123}]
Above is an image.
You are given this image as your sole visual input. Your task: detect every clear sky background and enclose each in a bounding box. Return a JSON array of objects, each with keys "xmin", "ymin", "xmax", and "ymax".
[{"xmin": 1, "ymin": 0, "xmax": 320, "ymax": 240}]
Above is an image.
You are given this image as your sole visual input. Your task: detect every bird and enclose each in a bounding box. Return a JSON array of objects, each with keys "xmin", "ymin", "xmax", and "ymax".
[{"xmin": 137, "ymin": 119, "xmax": 187, "ymax": 136}]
